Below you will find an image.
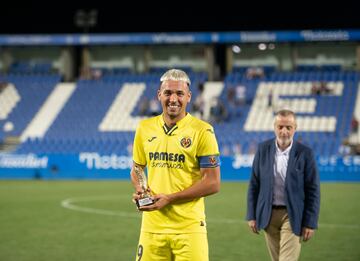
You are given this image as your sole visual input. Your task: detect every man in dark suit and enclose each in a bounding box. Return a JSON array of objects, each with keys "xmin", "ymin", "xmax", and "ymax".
[{"xmin": 246, "ymin": 109, "xmax": 320, "ymax": 261}]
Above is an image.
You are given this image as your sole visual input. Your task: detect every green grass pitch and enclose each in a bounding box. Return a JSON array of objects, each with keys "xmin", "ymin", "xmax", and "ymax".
[{"xmin": 0, "ymin": 180, "xmax": 359, "ymax": 260}]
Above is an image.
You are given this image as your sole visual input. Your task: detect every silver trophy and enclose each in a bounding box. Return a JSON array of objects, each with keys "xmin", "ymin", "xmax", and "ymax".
[{"xmin": 134, "ymin": 165, "xmax": 155, "ymax": 208}]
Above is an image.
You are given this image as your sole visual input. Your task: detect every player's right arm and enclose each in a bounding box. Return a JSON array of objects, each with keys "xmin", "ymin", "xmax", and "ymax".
[
  {"xmin": 130, "ymin": 162, "xmax": 144, "ymax": 194},
  {"xmin": 130, "ymin": 162, "xmax": 147, "ymax": 206},
  {"xmin": 130, "ymin": 121, "xmax": 148, "ymax": 204}
]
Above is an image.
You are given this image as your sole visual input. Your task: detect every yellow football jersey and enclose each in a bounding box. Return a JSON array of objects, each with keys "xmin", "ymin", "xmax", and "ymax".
[{"xmin": 133, "ymin": 113, "xmax": 220, "ymax": 233}]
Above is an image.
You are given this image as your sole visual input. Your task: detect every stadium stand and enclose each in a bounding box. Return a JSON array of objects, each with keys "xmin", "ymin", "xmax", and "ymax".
[
  {"xmin": 1, "ymin": 28, "xmax": 360, "ymax": 181},
  {"xmin": 9, "ymin": 61, "xmax": 54, "ymax": 75},
  {"xmin": 7, "ymin": 70, "xmax": 206, "ymax": 155},
  {"xmin": 0, "ymin": 74, "xmax": 61, "ymax": 138},
  {"xmin": 219, "ymin": 70, "xmax": 359, "ymax": 156},
  {"xmin": 0, "ymin": 68, "xmax": 357, "ymax": 159}
]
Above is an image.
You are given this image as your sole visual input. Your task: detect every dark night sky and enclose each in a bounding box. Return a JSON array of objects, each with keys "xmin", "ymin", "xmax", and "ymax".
[{"xmin": 1, "ymin": 2, "xmax": 359, "ymax": 34}]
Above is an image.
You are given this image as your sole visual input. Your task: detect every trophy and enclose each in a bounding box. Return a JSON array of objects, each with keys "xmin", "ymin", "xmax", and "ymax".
[{"xmin": 134, "ymin": 165, "xmax": 155, "ymax": 208}]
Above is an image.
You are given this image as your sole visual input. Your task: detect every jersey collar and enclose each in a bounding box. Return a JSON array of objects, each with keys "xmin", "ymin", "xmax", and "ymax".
[{"xmin": 160, "ymin": 113, "xmax": 192, "ymax": 136}]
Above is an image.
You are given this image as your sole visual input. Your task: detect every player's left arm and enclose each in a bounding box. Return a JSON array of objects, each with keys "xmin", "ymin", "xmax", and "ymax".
[
  {"xmin": 170, "ymin": 166, "xmax": 220, "ymax": 199},
  {"xmin": 140, "ymin": 166, "xmax": 220, "ymax": 211}
]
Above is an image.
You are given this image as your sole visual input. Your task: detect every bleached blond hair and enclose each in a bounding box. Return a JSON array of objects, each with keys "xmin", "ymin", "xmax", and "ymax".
[{"xmin": 160, "ymin": 69, "xmax": 191, "ymax": 86}]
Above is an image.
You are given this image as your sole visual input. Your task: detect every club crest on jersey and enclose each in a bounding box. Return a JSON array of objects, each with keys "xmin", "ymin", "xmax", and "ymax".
[
  {"xmin": 209, "ymin": 156, "xmax": 217, "ymax": 166},
  {"xmin": 180, "ymin": 137, "xmax": 192, "ymax": 148}
]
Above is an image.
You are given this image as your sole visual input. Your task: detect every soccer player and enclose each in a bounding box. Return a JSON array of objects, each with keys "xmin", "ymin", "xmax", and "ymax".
[{"xmin": 130, "ymin": 69, "xmax": 221, "ymax": 261}]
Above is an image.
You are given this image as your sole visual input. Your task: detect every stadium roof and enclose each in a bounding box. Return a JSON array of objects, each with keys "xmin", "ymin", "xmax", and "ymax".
[{"xmin": 1, "ymin": 3, "xmax": 359, "ymax": 34}]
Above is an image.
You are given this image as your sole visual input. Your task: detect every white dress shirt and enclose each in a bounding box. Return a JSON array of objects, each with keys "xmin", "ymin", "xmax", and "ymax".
[{"xmin": 272, "ymin": 140, "xmax": 293, "ymax": 206}]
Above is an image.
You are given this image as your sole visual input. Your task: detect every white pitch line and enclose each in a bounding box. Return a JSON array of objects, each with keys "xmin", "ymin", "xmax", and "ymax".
[
  {"xmin": 61, "ymin": 196, "xmax": 360, "ymax": 230},
  {"xmin": 61, "ymin": 195, "xmax": 141, "ymax": 219}
]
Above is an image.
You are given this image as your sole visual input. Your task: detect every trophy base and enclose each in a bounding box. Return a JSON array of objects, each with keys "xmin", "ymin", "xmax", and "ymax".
[{"xmin": 136, "ymin": 197, "xmax": 155, "ymax": 208}]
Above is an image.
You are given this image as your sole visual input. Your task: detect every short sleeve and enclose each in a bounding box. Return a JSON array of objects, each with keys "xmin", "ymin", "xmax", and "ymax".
[
  {"xmin": 197, "ymin": 127, "xmax": 221, "ymax": 168},
  {"xmin": 132, "ymin": 122, "xmax": 147, "ymax": 166}
]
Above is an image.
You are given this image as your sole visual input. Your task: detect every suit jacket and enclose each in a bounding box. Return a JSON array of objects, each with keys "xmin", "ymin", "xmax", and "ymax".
[{"xmin": 246, "ymin": 138, "xmax": 320, "ymax": 236}]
